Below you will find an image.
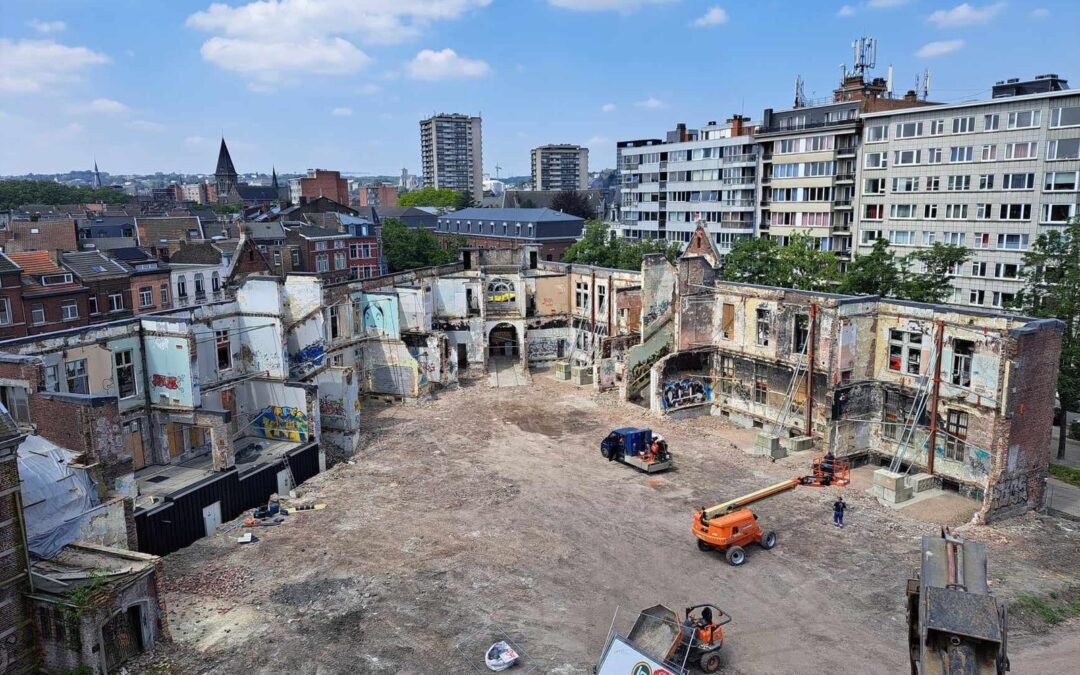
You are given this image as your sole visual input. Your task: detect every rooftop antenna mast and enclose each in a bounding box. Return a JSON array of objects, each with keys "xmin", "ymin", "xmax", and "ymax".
[
  {"xmin": 887, "ymin": 65, "xmax": 894, "ymax": 97},
  {"xmin": 495, "ymin": 164, "xmax": 502, "ymax": 179},
  {"xmin": 794, "ymin": 75, "xmax": 806, "ymax": 108},
  {"xmin": 922, "ymin": 68, "xmax": 932, "ymax": 100},
  {"xmin": 852, "ymin": 36, "xmax": 877, "ymax": 76}
]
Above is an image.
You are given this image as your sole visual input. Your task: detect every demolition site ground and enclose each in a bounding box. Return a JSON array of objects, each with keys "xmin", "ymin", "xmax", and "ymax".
[{"xmin": 139, "ymin": 377, "xmax": 1080, "ymax": 674}]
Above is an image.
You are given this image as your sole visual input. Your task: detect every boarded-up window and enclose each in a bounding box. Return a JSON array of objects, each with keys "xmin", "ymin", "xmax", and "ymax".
[{"xmin": 721, "ymin": 303, "xmax": 735, "ymax": 339}]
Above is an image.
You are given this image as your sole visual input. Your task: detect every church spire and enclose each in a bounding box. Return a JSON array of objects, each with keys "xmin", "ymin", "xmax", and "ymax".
[
  {"xmin": 92, "ymin": 158, "xmax": 102, "ymax": 188},
  {"xmin": 215, "ymin": 137, "xmax": 238, "ymax": 178},
  {"xmin": 271, "ymin": 166, "xmax": 278, "ymax": 189}
]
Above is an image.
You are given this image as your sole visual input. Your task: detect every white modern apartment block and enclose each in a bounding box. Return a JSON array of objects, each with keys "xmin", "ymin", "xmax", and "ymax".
[
  {"xmin": 419, "ymin": 113, "xmax": 483, "ymax": 203},
  {"xmin": 531, "ymin": 144, "xmax": 589, "ymax": 191},
  {"xmin": 617, "ymin": 116, "xmax": 757, "ymax": 250},
  {"xmin": 854, "ymin": 75, "xmax": 1079, "ymax": 308}
]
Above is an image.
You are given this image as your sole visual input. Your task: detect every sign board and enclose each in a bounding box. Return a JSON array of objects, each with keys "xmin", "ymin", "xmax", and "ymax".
[{"xmin": 596, "ymin": 635, "xmax": 687, "ymax": 675}]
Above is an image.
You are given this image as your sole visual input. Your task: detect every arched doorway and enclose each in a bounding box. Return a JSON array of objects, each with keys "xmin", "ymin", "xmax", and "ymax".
[{"xmin": 488, "ymin": 323, "xmax": 519, "ymax": 359}]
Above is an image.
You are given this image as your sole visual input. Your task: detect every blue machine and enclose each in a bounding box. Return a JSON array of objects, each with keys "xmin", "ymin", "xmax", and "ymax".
[{"xmin": 600, "ymin": 427, "xmax": 673, "ymax": 473}]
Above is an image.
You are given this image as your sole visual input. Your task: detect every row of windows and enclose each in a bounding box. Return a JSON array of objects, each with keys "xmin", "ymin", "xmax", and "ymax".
[
  {"xmin": 864, "ymin": 171, "xmax": 1078, "ymax": 194},
  {"xmin": 862, "ymin": 202, "xmax": 1076, "ymax": 223},
  {"xmin": 865, "ymin": 138, "xmax": 1079, "ymax": 168},
  {"xmin": 862, "ymin": 229, "xmax": 1031, "ymax": 250},
  {"xmin": 865, "ymin": 106, "xmax": 1080, "ymax": 142}
]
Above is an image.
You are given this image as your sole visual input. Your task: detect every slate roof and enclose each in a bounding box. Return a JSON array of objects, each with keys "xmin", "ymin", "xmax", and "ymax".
[
  {"xmin": 9, "ymin": 251, "xmax": 87, "ymax": 296},
  {"xmin": 167, "ymin": 242, "xmax": 222, "ymax": 265},
  {"xmin": 444, "ymin": 207, "xmax": 582, "ymax": 222},
  {"xmin": 436, "ymin": 208, "xmax": 584, "ymax": 240},
  {"xmin": 60, "ymin": 251, "xmax": 130, "ymax": 281},
  {"xmin": 215, "ymin": 138, "xmax": 237, "ymax": 177},
  {"xmin": 237, "ymin": 184, "xmax": 281, "ymax": 202},
  {"xmin": 0, "ymin": 252, "xmax": 20, "ymax": 274},
  {"xmin": 242, "ymin": 221, "xmax": 287, "ymax": 241},
  {"xmin": 291, "ymin": 226, "xmax": 351, "ymax": 240},
  {"xmin": 137, "ymin": 216, "xmax": 203, "ymax": 244}
]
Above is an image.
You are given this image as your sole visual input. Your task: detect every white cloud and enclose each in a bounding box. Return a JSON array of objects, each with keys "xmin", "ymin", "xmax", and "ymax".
[
  {"xmin": 634, "ymin": 96, "xmax": 667, "ymax": 109},
  {"xmin": 28, "ymin": 19, "xmax": 67, "ymax": 34},
  {"xmin": 186, "ymin": 0, "xmax": 490, "ymax": 85},
  {"xmin": 868, "ymin": 0, "xmax": 908, "ymax": 7},
  {"xmin": 128, "ymin": 119, "xmax": 166, "ymax": 132},
  {"xmin": 332, "ymin": 107, "xmax": 353, "ymax": 116},
  {"xmin": 837, "ymin": 5, "xmax": 857, "ymax": 17},
  {"xmin": 927, "ymin": 2, "xmax": 1005, "ymax": 27},
  {"xmin": 1029, "ymin": 7, "xmax": 1050, "ymax": 19},
  {"xmin": 916, "ymin": 39, "xmax": 965, "ymax": 58},
  {"xmin": 692, "ymin": 6, "xmax": 728, "ymax": 27},
  {"xmin": 406, "ymin": 49, "xmax": 490, "ymax": 80},
  {"xmin": 547, "ymin": 0, "xmax": 673, "ymax": 10},
  {"xmin": 356, "ymin": 83, "xmax": 381, "ymax": 95},
  {"xmin": 200, "ymin": 36, "xmax": 372, "ymax": 84},
  {"xmin": 78, "ymin": 97, "xmax": 130, "ymax": 114},
  {"xmin": 601, "ymin": 103, "xmax": 617, "ymax": 112},
  {"xmin": 0, "ymin": 39, "xmax": 110, "ymax": 93}
]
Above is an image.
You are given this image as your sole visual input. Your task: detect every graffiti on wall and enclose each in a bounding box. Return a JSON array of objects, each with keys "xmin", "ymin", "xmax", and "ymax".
[
  {"xmin": 643, "ymin": 300, "xmax": 671, "ymax": 328},
  {"xmin": 527, "ymin": 338, "xmax": 561, "ymax": 360},
  {"xmin": 661, "ymin": 377, "xmax": 713, "ymax": 410},
  {"xmin": 363, "ymin": 304, "xmax": 386, "ymax": 335},
  {"xmin": 989, "ymin": 475, "xmax": 1029, "ymax": 511},
  {"xmin": 967, "ymin": 447, "xmax": 992, "ymax": 476},
  {"xmin": 320, "ymin": 397, "xmax": 346, "ymax": 419},
  {"xmin": 252, "ymin": 406, "xmax": 312, "ymax": 443},
  {"xmin": 628, "ymin": 344, "xmax": 669, "ymax": 388},
  {"xmin": 289, "ymin": 341, "xmax": 326, "ymax": 376},
  {"xmin": 597, "ymin": 358, "xmax": 618, "ymax": 390},
  {"xmin": 151, "ymin": 373, "xmax": 183, "ymax": 390}
]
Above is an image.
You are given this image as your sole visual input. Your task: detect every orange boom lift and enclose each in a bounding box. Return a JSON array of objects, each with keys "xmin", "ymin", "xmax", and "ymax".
[{"xmin": 692, "ymin": 454, "xmax": 850, "ymax": 565}]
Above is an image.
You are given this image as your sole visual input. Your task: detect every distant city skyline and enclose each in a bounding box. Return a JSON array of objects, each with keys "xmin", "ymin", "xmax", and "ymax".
[{"xmin": 1, "ymin": 1, "xmax": 1078, "ymax": 176}]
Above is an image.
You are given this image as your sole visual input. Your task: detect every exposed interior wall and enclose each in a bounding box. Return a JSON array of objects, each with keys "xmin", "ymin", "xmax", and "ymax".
[
  {"xmin": 641, "ymin": 255, "xmax": 676, "ymax": 338},
  {"xmin": 622, "ymin": 321, "xmax": 673, "ymax": 401},
  {"xmin": 233, "ymin": 380, "xmax": 313, "ymax": 443},
  {"xmin": 534, "ymin": 274, "xmax": 569, "ymax": 316},
  {"xmin": 362, "ymin": 340, "xmax": 419, "ymax": 398},
  {"xmin": 141, "ymin": 319, "xmax": 198, "ymax": 408},
  {"xmin": 653, "ymin": 349, "xmax": 715, "ymax": 414},
  {"xmin": 525, "ymin": 327, "xmax": 567, "ymax": 364}
]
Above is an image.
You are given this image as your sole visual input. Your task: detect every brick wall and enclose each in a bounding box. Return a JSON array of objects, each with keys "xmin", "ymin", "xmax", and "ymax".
[
  {"xmin": 0, "ymin": 444, "xmax": 35, "ymax": 674},
  {"xmin": 30, "ymin": 394, "xmax": 129, "ymax": 489}
]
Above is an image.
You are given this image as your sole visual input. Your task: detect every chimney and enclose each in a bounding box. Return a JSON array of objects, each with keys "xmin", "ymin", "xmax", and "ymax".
[
  {"xmin": 728, "ymin": 114, "xmax": 745, "ymax": 137},
  {"xmin": 903, "ymin": 89, "xmax": 918, "ymax": 102},
  {"xmin": 676, "ymin": 123, "xmax": 687, "ymax": 142}
]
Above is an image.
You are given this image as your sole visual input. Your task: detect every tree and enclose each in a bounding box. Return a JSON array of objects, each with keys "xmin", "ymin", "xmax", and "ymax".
[
  {"xmin": 520, "ymin": 198, "xmax": 537, "ymax": 209},
  {"xmin": 719, "ymin": 234, "xmax": 838, "ymax": 291},
  {"xmin": 896, "ymin": 243, "xmax": 971, "ymax": 304},
  {"xmin": 0, "ymin": 179, "xmax": 130, "ymax": 209},
  {"xmin": 397, "ymin": 187, "xmax": 461, "ymax": 209},
  {"xmin": 842, "ymin": 238, "xmax": 900, "ymax": 297},
  {"xmin": 1015, "ymin": 218, "xmax": 1080, "ymax": 460},
  {"xmin": 380, "ymin": 218, "xmax": 464, "ymax": 271},
  {"xmin": 718, "ymin": 237, "xmax": 783, "ymax": 285},
  {"xmin": 550, "ymin": 189, "xmax": 594, "ymax": 219},
  {"xmin": 455, "ymin": 190, "xmax": 476, "ymax": 209},
  {"xmin": 561, "ymin": 220, "xmax": 680, "ymax": 271}
]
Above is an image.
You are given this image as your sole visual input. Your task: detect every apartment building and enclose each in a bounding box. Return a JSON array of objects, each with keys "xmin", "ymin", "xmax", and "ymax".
[
  {"xmin": 419, "ymin": 113, "xmax": 483, "ymax": 204},
  {"xmin": 531, "ymin": 144, "xmax": 589, "ymax": 191},
  {"xmin": 854, "ymin": 75, "xmax": 1080, "ymax": 308},
  {"xmin": 618, "ymin": 116, "xmax": 758, "ymax": 250},
  {"xmin": 298, "ymin": 169, "xmax": 350, "ymax": 205}
]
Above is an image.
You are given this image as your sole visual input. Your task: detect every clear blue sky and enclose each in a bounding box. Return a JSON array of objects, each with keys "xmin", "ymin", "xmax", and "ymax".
[{"xmin": 2, "ymin": 1, "xmax": 1078, "ymax": 177}]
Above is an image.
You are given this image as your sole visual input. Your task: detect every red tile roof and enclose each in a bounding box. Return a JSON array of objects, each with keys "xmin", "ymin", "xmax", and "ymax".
[{"xmin": 8, "ymin": 251, "xmax": 59, "ymax": 275}]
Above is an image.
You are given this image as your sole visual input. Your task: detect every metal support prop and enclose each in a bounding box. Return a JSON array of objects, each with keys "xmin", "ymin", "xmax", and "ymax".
[
  {"xmin": 926, "ymin": 320, "xmax": 945, "ymax": 475},
  {"xmin": 806, "ymin": 303, "xmax": 818, "ymax": 437}
]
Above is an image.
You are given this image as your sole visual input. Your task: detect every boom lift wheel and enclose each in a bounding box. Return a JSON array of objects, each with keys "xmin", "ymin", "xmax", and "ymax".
[
  {"xmin": 600, "ymin": 445, "xmax": 613, "ymax": 460},
  {"xmin": 697, "ymin": 539, "xmax": 712, "ymax": 552},
  {"xmin": 699, "ymin": 652, "xmax": 722, "ymax": 673},
  {"xmin": 760, "ymin": 531, "xmax": 777, "ymax": 550},
  {"xmin": 725, "ymin": 546, "xmax": 745, "ymax": 566}
]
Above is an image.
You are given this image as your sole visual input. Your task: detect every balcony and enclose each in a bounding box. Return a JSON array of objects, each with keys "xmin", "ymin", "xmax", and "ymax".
[
  {"xmin": 760, "ymin": 175, "xmax": 772, "ymax": 185},
  {"xmin": 836, "ymin": 147, "xmax": 857, "ymax": 158},
  {"xmin": 721, "ymin": 153, "xmax": 757, "ymax": 165},
  {"xmin": 761, "ymin": 152, "xmax": 773, "ymax": 162},
  {"xmin": 835, "ymin": 173, "xmax": 855, "ymax": 182},
  {"xmin": 833, "ymin": 199, "xmax": 853, "ymax": 208}
]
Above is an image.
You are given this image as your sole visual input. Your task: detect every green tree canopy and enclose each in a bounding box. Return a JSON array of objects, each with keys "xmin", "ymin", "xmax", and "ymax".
[
  {"xmin": 720, "ymin": 233, "xmax": 839, "ymax": 291},
  {"xmin": 896, "ymin": 243, "xmax": 971, "ymax": 304},
  {"xmin": 550, "ymin": 190, "xmax": 594, "ymax": 219},
  {"xmin": 397, "ymin": 187, "xmax": 461, "ymax": 209},
  {"xmin": 842, "ymin": 238, "xmax": 900, "ymax": 297},
  {"xmin": 0, "ymin": 179, "xmax": 130, "ymax": 210},
  {"xmin": 561, "ymin": 220, "xmax": 680, "ymax": 270},
  {"xmin": 1015, "ymin": 218, "xmax": 1080, "ymax": 459},
  {"xmin": 381, "ymin": 218, "xmax": 466, "ymax": 271}
]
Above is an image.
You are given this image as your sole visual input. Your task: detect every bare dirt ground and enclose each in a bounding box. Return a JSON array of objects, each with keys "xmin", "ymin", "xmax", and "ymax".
[{"xmin": 134, "ymin": 375, "xmax": 1080, "ymax": 674}]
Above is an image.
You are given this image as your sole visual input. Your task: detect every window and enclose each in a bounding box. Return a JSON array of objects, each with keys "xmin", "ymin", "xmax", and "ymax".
[
  {"xmin": 1050, "ymin": 106, "xmax": 1080, "ymax": 128},
  {"xmin": 995, "ymin": 262, "xmax": 1021, "ymax": 279},
  {"xmin": 316, "ymin": 254, "xmax": 329, "ymax": 273},
  {"xmin": 596, "ymin": 285, "xmax": 607, "ymax": 314},
  {"xmin": 1047, "ymin": 138, "xmax": 1080, "ymax": 160},
  {"xmin": 0, "ymin": 298, "xmax": 9, "ymax": 325},
  {"xmin": 754, "ymin": 378, "xmax": 768, "ymax": 405},
  {"xmin": 969, "ymin": 289, "xmax": 985, "ymax": 305},
  {"xmin": 65, "ymin": 358, "xmax": 88, "ymax": 394},
  {"xmin": 999, "ymin": 204, "xmax": 1031, "ymax": 221},
  {"xmin": 943, "ymin": 409, "xmax": 970, "ymax": 461},
  {"xmin": 44, "ymin": 365, "xmax": 58, "ymax": 392},
  {"xmin": 949, "ymin": 146, "xmax": 973, "ymax": 163},
  {"xmin": 193, "ymin": 273, "xmax": 205, "ymax": 298},
  {"xmin": 864, "ymin": 178, "xmax": 886, "ymax": 195},
  {"xmin": 972, "ymin": 232, "xmax": 991, "ymax": 249},
  {"xmin": 927, "ymin": 148, "xmax": 943, "ymax": 164},
  {"xmin": 866, "ymin": 124, "xmax": 888, "ymax": 142},
  {"xmin": 923, "ymin": 204, "xmax": 938, "ymax": 219},
  {"xmin": 216, "ymin": 329, "xmax": 231, "ymax": 371},
  {"xmin": 945, "ymin": 204, "xmax": 968, "ymax": 220},
  {"xmin": 929, "ymin": 119, "xmax": 945, "ymax": 135},
  {"xmin": 115, "ymin": 349, "xmax": 136, "ymax": 398},
  {"xmin": 88, "ymin": 296, "xmax": 99, "ymax": 314},
  {"xmin": 793, "ymin": 314, "xmax": 809, "ymax": 352},
  {"xmin": 1005, "ymin": 142, "xmax": 1037, "ymax": 160},
  {"xmin": 889, "ymin": 329, "xmax": 923, "ymax": 375},
  {"xmin": 863, "ymin": 204, "xmax": 884, "ymax": 220},
  {"xmin": 160, "ymin": 283, "xmax": 169, "ymax": 305},
  {"xmin": 1045, "ymin": 171, "xmax": 1078, "ymax": 191},
  {"xmin": 333, "ymin": 240, "xmax": 345, "ymax": 249},
  {"xmin": 991, "ymin": 291, "xmax": 1015, "ymax": 308},
  {"xmin": 980, "ymin": 144, "xmax": 997, "ymax": 161},
  {"xmin": 1003, "ymin": 173, "xmax": 1035, "ymax": 190},
  {"xmin": 947, "ymin": 175, "xmax": 971, "ymax": 191},
  {"xmin": 756, "ymin": 308, "xmax": 771, "ymax": 346},
  {"xmin": 291, "ymin": 249, "xmax": 301, "ymax": 267},
  {"xmin": 328, "ymin": 306, "xmax": 340, "ymax": 340},
  {"xmin": 1007, "ymin": 110, "xmax": 1041, "ymax": 129},
  {"xmin": 970, "ymin": 262, "xmax": 987, "ymax": 277},
  {"xmin": 177, "ymin": 275, "xmax": 187, "ymax": 298},
  {"xmin": 923, "ymin": 231, "xmax": 935, "ymax": 246},
  {"xmin": 211, "ymin": 272, "xmax": 220, "ymax": 293},
  {"xmin": 889, "ymin": 230, "xmax": 916, "ymax": 245},
  {"xmin": 996, "ymin": 233, "xmax": 1029, "ymax": 250},
  {"xmin": 975, "ymin": 203, "xmax": 993, "ymax": 220},
  {"xmin": 892, "ymin": 177, "xmax": 919, "ymax": 193},
  {"xmin": 889, "ymin": 204, "xmax": 917, "ymax": 219},
  {"xmin": 334, "ymin": 251, "xmax": 346, "ymax": 270},
  {"xmin": 896, "ymin": 122, "xmax": 922, "ymax": 138},
  {"xmin": 30, "ymin": 304, "xmax": 44, "ymax": 325},
  {"xmin": 978, "ymin": 174, "xmax": 994, "ymax": 190},
  {"xmin": 719, "ymin": 356, "xmax": 735, "ymax": 394},
  {"xmin": 349, "ymin": 243, "xmax": 361, "ymax": 258},
  {"xmin": 575, "ymin": 281, "xmax": 590, "ymax": 309},
  {"xmin": 108, "ymin": 291, "xmax": 124, "ymax": 312},
  {"xmin": 273, "ymin": 251, "xmax": 282, "ymax": 267},
  {"xmin": 60, "ymin": 300, "xmax": 78, "ymax": 321},
  {"xmin": 925, "ymin": 176, "xmax": 941, "ymax": 192},
  {"xmin": 139, "ymin": 287, "xmax": 153, "ymax": 307},
  {"xmin": 864, "ymin": 152, "xmax": 887, "ymax": 169},
  {"xmin": 894, "ymin": 149, "xmax": 921, "ymax": 165},
  {"xmin": 952, "ymin": 116, "xmax": 975, "ymax": 133},
  {"xmin": 943, "ymin": 232, "xmax": 965, "ymax": 246},
  {"xmin": 1043, "ymin": 203, "xmax": 1077, "ymax": 223},
  {"xmin": 861, "ymin": 229, "xmax": 882, "ymax": 245},
  {"xmin": 314, "ymin": 241, "xmax": 328, "ymax": 251},
  {"xmin": 983, "ymin": 114, "xmax": 999, "ymax": 131},
  {"xmin": 41, "ymin": 273, "xmax": 72, "ymax": 286},
  {"xmin": 720, "ymin": 303, "xmax": 735, "ymax": 340}
]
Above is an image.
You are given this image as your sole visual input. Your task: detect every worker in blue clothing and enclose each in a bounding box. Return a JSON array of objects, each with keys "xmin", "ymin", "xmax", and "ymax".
[{"xmin": 833, "ymin": 496, "xmax": 847, "ymax": 528}]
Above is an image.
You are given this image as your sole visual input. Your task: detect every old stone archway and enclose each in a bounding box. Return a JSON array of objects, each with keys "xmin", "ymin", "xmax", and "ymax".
[{"xmin": 488, "ymin": 323, "xmax": 519, "ymax": 359}]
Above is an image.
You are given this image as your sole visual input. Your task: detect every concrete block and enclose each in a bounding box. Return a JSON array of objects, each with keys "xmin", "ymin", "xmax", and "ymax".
[
  {"xmin": 785, "ymin": 435, "xmax": 815, "ymax": 453},
  {"xmin": 570, "ymin": 365, "xmax": 593, "ymax": 386},
  {"xmin": 909, "ymin": 473, "xmax": 940, "ymax": 494},
  {"xmin": 872, "ymin": 469, "xmax": 913, "ymax": 503},
  {"xmin": 754, "ymin": 432, "xmax": 783, "ymax": 458},
  {"xmin": 553, "ymin": 361, "xmax": 571, "ymax": 381}
]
